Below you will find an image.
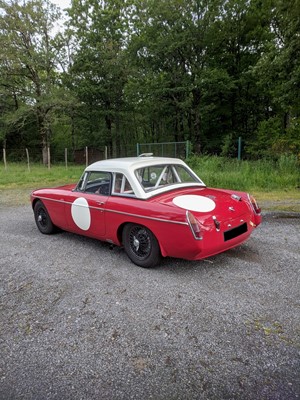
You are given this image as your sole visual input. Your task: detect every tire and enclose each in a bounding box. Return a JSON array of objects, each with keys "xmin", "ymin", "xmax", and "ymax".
[
  {"xmin": 122, "ymin": 223, "xmax": 161, "ymax": 268},
  {"xmin": 34, "ymin": 200, "xmax": 56, "ymax": 234}
]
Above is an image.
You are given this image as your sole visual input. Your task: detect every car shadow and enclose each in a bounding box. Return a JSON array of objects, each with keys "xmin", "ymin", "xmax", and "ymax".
[{"xmin": 44, "ymin": 229, "xmax": 260, "ymax": 275}]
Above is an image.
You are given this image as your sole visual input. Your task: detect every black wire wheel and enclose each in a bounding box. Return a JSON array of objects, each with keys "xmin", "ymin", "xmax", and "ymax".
[
  {"xmin": 34, "ymin": 200, "xmax": 56, "ymax": 234},
  {"xmin": 122, "ymin": 223, "xmax": 161, "ymax": 268}
]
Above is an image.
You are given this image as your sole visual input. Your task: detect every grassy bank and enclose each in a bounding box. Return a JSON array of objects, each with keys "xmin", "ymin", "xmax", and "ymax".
[
  {"xmin": 0, "ymin": 157, "xmax": 299, "ymax": 212},
  {"xmin": 0, "ymin": 163, "xmax": 83, "ymax": 189},
  {"xmin": 188, "ymin": 155, "xmax": 300, "ymax": 212},
  {"xmin": 0, "ymin": 163, "xmax": 83, "ymax": 207},
  {"xmin": 188, "ymin": 154, "xmax": 299, "ymax": 192}
]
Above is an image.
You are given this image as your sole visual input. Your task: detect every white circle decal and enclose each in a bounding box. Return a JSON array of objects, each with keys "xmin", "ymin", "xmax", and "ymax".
[
  {"xmin": 71, "ymin": 197, "xmax": 91, "ymax": 230},
  {"xmin": 173, "ymin": 195, "xmax": 216, "ymax": 212}
]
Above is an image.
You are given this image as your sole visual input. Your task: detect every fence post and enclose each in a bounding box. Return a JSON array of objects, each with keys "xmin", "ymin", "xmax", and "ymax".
[
  {"xmin": 238, "ymin": 137, "xmax": 242, "ymax": 161},
  {"xmin": 105, "ymin": 146, "xmax": 108, "ymax": 160},
  {"xmin": 3, "ymin": 148, "xmax": 7, "ymax": 170},
  {"xmin": 136, "ymin": 143, "xmax": 140, "ymax": 156},
  {"xmin": 85, "ymin": 146, "xmax": 88, "ymax": 167},
  {"xmin": 65, "ymin": 148, "xmax": 68, "ymax": 169},
  {"xmin": 185, "ymin": 140, "xmax": 190, "ymax": 159},
  {"xmin": 25, "ymin": 148, "xmax": 30, "ymax": 172},
  {"xmin": 47, "ymin": 147, "xmax": 51, "ymax": 170}
]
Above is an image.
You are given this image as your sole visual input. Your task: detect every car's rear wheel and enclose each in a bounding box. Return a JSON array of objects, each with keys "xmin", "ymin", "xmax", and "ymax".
[
  {"xmin": 34, "ymin": 200, "xmax": 56, "ymax": 234},
  {"xmin": 122, "ymin": 223, "xmax": 161, "ymax": 268}
]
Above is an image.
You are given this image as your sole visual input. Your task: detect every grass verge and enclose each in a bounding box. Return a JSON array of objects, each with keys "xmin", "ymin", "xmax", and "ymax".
[
  {"xmin": 1, "ymin": 187, "xmax": 298, "ymax": 212},
  {"xmin": 0, "ymin": 160, "xmax": 299, "ymax": 212}
]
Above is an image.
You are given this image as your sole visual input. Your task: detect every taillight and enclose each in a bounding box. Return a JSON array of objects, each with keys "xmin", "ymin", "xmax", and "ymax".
[
  {"xmin": 248, "ymin": 194, "xmax": 261, "ymax": 214},
  {"xmin": 186, "ymin": 211, "xmax": 203, "ymax": 240}
]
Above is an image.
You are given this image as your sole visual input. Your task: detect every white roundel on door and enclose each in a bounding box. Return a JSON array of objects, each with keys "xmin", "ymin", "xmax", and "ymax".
[
  {"xmin": 173, "ymin": 195, "xmax": 216, "ymax": 212},
  {"xmin": 71, "ymin": 197, "xmax": 91, "ymax": 230}
]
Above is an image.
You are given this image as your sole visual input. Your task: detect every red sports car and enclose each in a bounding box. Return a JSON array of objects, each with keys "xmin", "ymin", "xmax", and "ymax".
[{"xmin": 31, "ymin": 155, "xmax": 261, "ymax": 267}]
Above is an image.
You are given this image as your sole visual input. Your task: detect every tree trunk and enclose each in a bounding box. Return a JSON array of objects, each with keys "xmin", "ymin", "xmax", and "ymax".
[
  {"xmin": 192, "ymin": 88, "xmax": 201, "ymax": 154},
  {"xmin": 42, "ymin": 136, "xmax": 48, "ymax": 166},
  {"xmin": 70, "ymin": 108, "xmax": 76, "ymax": 161},
  {"xmin": 115, "ymin": 114, "xmax": 121, "ymax": 157},
  {"xmin": 105, "ymin": 114, "xmax": 113, "ymax": 157},
  {"xmin": 37, "ymin": 107, "xmax": 50, "ymax": 166},
  {"xmin": 193, "ymin": 112, "xmax": 201, "ymax": 154}
]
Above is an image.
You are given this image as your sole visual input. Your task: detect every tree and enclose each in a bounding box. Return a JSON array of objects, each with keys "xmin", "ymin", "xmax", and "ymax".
[
  {"xmin": 126, "ymin": 0, "xmax": 224, "ymax": 151},
  {"xmin": 0, "ymin": 0, "xmax": 63, "ymax": 164},
  {"xmin": 126, "ymin": 0, "xmax": 271, "ymax": 153},
  {"xmin": 66, "ymin": 0, "xmax": 132, "ymax": 156},
  {"xmin": 1, "ymin": 0, "xmax": 298, "ymax": 161},
  {"xmin": 248, "ymin": 0, "xmax": 300, "ymax": 157}
]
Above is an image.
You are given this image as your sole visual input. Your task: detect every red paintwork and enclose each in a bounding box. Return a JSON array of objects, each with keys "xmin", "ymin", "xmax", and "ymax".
[{"xmin": 31, "ymin": 183, "xmax": 261, "ymax": 262}]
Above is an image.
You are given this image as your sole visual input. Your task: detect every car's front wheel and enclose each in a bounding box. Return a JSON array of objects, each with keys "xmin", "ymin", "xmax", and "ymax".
[
  {"xmin": 122, "ymin": 223, "xmax": 161, "ymax": 268},
  {"xmin": 34, "ymin": 200, "xmax": 56, "ymax": 234}
]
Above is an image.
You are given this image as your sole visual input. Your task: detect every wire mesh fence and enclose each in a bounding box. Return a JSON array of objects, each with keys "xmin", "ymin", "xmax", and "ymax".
[
  {"xmin": 137, "ymin": 141, "xmax": 190, "ymax": 159},
  {"xmin": 1, "ymin": 141, "xmax": 190, "ymax": 168}
]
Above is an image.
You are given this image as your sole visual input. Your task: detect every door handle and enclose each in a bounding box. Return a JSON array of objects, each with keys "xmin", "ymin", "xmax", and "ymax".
[{"xmin": 97, "ymin": 201, "xmax": 105, "ymax": 206}]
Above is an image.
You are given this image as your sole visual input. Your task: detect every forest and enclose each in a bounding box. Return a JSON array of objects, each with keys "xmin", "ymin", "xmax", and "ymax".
[{"xmin": 0, "ymin": 0, "xmax": 299, "ymax": 164}]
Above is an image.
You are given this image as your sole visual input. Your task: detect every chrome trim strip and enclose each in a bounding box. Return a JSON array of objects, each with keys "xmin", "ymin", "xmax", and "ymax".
[
  {"xmin": 106, "ymin": 208, "xmax": 187, "ymax": 225},
  {"xmin": 32, "ymin": 195, "xmax": 188, "ymax": 226},
  {"xmin": 32, "ymin": 195, "xmax": 68, "ymax": 205}
]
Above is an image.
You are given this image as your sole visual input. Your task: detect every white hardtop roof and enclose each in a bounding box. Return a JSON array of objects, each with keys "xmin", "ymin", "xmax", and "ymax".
[
  {"xmin": 85, "ymin": 156, "xmax": 204, "ymax": 199},
  {"xmin": 86, "ymin": 156, "xmax": 187, "ymax": 173}
]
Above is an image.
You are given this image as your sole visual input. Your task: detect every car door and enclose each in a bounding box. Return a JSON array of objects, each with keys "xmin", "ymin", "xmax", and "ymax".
[{"xmin": 64, "ymin": 171, "xmax": 112, "ymax": 238}]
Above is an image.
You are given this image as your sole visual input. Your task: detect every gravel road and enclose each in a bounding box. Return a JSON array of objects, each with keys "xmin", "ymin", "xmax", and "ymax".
[{"xmin": 0, "ymin": 205, "xmax": 299, "ymax": 400}]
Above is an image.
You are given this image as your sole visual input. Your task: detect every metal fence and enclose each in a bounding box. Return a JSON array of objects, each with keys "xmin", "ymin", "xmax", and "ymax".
[
  {"xmin": 1, "ymin": 141, "xmax": 190, "ymax": 168},
  {"xmin": 137, "ymin": 141, "xmax": 190, "ymax": 159}
]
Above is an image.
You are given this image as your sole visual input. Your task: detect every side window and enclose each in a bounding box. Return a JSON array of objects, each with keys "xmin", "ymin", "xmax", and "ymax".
[
  {"xmin": 112, "ymin": 173, "xmax": 134, "ymax": 195},
  {"xmin": 84, "ymin": 171, "xmax": 111, "ymax": 196}
]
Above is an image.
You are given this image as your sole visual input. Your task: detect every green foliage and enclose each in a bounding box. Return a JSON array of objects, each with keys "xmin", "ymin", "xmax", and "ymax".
[
  {"xmin": 246, "ymin": 117, "xmax": 300, "ymax": 159},
  {"xmin": 220, "ymin": 134, "xmax": 236, "ymax": 158},
  {"xmin": 275, "ymin": 118, "xmax": 300, "ymax": 157},
  {"xmin": 1, "ymin": 156, "xmax": 298, "ymax": 195},
  {"xmin": 187, "ymin": 155, "xmax": 299, "ymax": 191},
  {"xmin": 0, "ymin": 163, "xmax": 83, "ymax": 189},
  {"xmin": 0, "ymin": 0, "xmax": 73, "ymax": 163},
  {"xmin": 0, "ymin": 0, "xmax": 299, "ymax": 161},
  {"xmin": 246, "ymin": 117, "xmax": 282, "ymax": 158}
]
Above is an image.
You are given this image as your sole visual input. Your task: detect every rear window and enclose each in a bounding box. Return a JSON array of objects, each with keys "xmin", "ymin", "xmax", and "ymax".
[{"xmin": 135, "ymin": 164, "xmax": 203, "ymax": 192}]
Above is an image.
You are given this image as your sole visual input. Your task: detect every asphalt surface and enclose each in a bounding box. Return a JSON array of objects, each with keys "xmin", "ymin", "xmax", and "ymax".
[{"xmin": 0, "ymin": 205, "xmax": 299, "ymax": 400}]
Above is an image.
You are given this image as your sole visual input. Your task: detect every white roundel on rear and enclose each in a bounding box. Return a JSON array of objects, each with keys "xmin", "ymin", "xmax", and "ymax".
[
  {"xmin": 71, "ymin": 197, "xmax": 91, "ymax": 230},
  {"xmin": 173, "ymin": 195, "xmax": 216, "ymax": 212}
]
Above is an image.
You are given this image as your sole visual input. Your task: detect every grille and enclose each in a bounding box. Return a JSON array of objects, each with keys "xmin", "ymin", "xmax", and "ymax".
[{"xmin": 224, "ymin": 223, "xmax": 247, "ymax": 242}]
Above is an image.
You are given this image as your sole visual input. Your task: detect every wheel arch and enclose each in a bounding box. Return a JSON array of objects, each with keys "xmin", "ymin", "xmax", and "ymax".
[
  {"xmin": 31, "ymin": 197, "xmax": 40, "ymax": 209},
  {"xmin": 116, "ymin": 220, "xmax": 167, "ymax": 257},
  {"xmin": 33, "ymin": 198, "xmax": 57, "ymax": 234}
]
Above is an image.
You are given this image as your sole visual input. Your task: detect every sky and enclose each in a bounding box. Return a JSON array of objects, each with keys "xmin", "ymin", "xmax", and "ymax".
[
  {"xmin": 50, "ymin": 0, "xmax": 71, "ymax": 32},
  {"xmin": 51, "ymin": 0, "xmax": 71, "ymax": 12}
]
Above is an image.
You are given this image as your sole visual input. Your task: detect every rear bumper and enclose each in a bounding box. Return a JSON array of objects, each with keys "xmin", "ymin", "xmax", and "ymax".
[
  {"xmin": 188, "ymin": 226, "xmax": 253, "ymax": 260},
  {"xmin": 160, "ymin": 214, "xmax": 260, "ymax": 261}
]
